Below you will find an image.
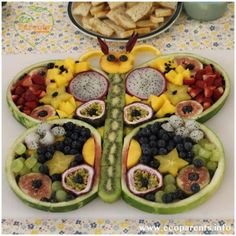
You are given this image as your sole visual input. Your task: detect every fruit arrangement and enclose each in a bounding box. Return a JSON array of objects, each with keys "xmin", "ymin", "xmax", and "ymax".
[
  {"xmin": 122, "ymin": 115, "xmax": 224, "ymax": 214},
  {"xmin": 5, "ymin": 120, "xmax": 101, "ymax": 211},
  {"xmin": 6, "ymin": 38, "xmax": 229, "ymax": 213}
]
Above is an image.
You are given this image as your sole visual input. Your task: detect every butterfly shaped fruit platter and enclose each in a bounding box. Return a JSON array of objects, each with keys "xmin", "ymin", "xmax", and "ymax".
[{"xmin": 5, "ymin": 34, "xmax": 230, "ymax": 214}]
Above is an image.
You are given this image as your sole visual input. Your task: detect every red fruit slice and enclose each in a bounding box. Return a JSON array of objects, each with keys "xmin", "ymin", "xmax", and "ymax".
[
  {"xmin": 25, "ymin": 101, "xmax": 38, "ymax": 110},
  {"xmin": 183, "ymin": 77, "xmax": 195, "ymax": 85},
  {"xmin": 23, "ymin": 107, "xmax": 32, "ymax": 115},
  {"xmin": 29, "ymin": 84, "xmax": 45, "ymax": 96},
  {"xmin": 204, "ymin": 64, "xmax": 213, "ymax": 74},
  {"xmin": 195, "ymin": 80, "xmax": 205, "ymax": 89},
  {"xmin": 214, "ymin": 77, "xmax": 223, "ymax": 87},
  {"xmin": 12, "ymin": 95, "xmax": 19, "ymax": 102},
  {"xmin": 195, "ymin": 70, "xmax": 205, "ymax": 80},
  {"xmin": 203, "ymin": 97, "xmax": 212, "ymax": 110},
  {"xmin": 24, "ymin": 90, "xmax": 37, "ymax": 102},
  {"xmin": 31, "ymin": 74, "xmax": 46, "ymax": 86},
  {"xmin": 189, "ymin": 87, "xmax": 203, "ymax": 98},
  {"xmin": 203, "ymin": 74, "xmax": 216, "ymax": 86},
  {"xmin": 213, "ymin": 87, "xmax": 224, "ymax": 102},
  {"xmin": 204, "ymin": 87, "xmax": 213, "ymax": 98},
  {"xmin": 15, "ymin": 86, "xmax": 26, "ymax": 96},
  {"xmin": 195, "ymin": 94, "xmax": 204, "ymax": 104},
  {"xmin": 16, "ymin": 97, "xmax": 25, "ymax": 106},
  {"xmin": 21, "ymin": 76, "xmax": 33, "ymax": 87}
]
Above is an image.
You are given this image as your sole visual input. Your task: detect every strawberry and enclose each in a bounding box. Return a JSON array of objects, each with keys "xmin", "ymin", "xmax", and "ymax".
[
  {"xmin": 203, "ymin": 97, "xmax": 212, "ymax": 110},
  {"xmin": 183, "ymin": 77, "xmax": 195, "ymax": 85},
  {"xmin": 15, "ymin": 86, "xmax": 26, "ymax": 96},
  {"xmin": 214, "ymin": 77, "xmax": 223, "ymax": 87},
  {"xmin": 24, "ymin": 90, "xmax": 37, "ymax": 102},
  {"xmin": 195, "ymin": 80, "xmax": 205, "ymax": 89},
  {"xmin": 39, "ymin": 91, "xmax": 46, "ymax": 98},
  {"xmin": 12, "ymin": 95, "xmax": 19, "ymax": 102},
  {"xmin": 31, "ymin": 74, "xmax": 46, "ymax": 85},
  {"xmin": 195, "ymin": 70, "xmax": 205, "ymax": 80},
  {"xmin": 23, "ymin": 107, "xmax": 32, "ymax": 115},
  {"xmin": 195, "ymin": 94, "xmax": 204, "ymax": 104},
  {"xmin": 204, "ymin": 64, "xmax": 213, "ymax": 74},
  {"xmin": 213, "ymin": 87, "xmax": 224, "ymax": 101},
  {"xmin": 25, "ymin": 101, "xmax": 38, "ymax": 110},
  {"xmin": 204, "ymin": 87, "xmax": 213, "ymax": 98},
  {"xmin": 21, "ymin": 75, "xmax": 33, "ymax": 87},
  {"xmin": 16, "ymin": 97, "xmax": 25, "ymax": 106},
  {"xmin": 29, "ymin": 84, "xmax": 45, "ymax": 96},
  {"xmin": 189, "ymin": 87, "xmax": 203, "ymax": 98},
  {"xmin": 203, "ymin": 74, "xmax": 216, "ymax": 86}
]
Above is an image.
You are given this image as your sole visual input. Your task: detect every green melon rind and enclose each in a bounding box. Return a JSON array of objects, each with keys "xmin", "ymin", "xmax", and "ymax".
[
  {"xmin": 5, "ymin": 119, "xmax": 101, "ymax": 212},
  {"xmin": 137, "ymin": 53, "xmax": 230, "ymax": 123},
  {"xmin": 121, "ymin": 118, "xmax": 225, "ymax": 214},
  {"xmin": 6, "ymin": 60, "xmax": 109, "ymax": 128}
]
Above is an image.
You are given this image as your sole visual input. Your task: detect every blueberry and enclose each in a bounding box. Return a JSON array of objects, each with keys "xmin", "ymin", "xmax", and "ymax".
[
  {"xmin": 107, "ymin": 54, "xmax": 116, "ymax": 61},
  {"xmin": 65, "ymin": 130, "xmax": 73, "ymax": 137},
  {"xmin": 149, "ymin": 159, "xmax": 160, "ymax": 169},
  {"xmin": 140, "ymin": 155, "xmax": 151, "ymax": 164},
  {"xmin": 66, "ymin": 194, "xmax": 75, "ymax": 201},
  {"xmin": 74, "ymin": 126, "xmax": 82, "ymax": 134},
  {"xmin": 71, "ymin": 133, "xmax": 79, "ymax": 140},
  {"xmin": 55, "ymin": 141, "xmax": 64, "ymax": 151},
  {"xmin": 144, "ymin": 193, "xmax": 155, "ymax": 201},
  {"xmin": 193, "ymin": 158, "xmax": 204, "ymax": 168},
  {"xmin": 45, "ymin": 152, "xmax": 53, "ymax": 160},
  {"xmin": 51, "ymin": 174, "xmax": 61, "ymax": 182},
  {"xmin": 119, "ymin": 55, "xmax": 128, "ymax": 62},
  {"xmin": 150, "ymin": 125, "xmax": 159, "ymax": 135},
  {"xmin": 179, "ymin": 151, "xmax": 187, "ymax": 159},
  {"xmin": 41, "ymin": 197, "xmax": 50, "ymax": 202},
  {"xmin": 47, "ymin": 62, "xmax": 55, "ymax": 69},
  {"xmin": 184, "ymin": 142, "xmax": 193, "ymax": 151},
  {"xmin": 162, "ymin": 133, "xmax": 169, "ymax": 141},
  {"xmin": 149, "ymin": 141, "xmax": 157, "ymax": 148},
  {"xmin": 174, "ymin": 189, "xmax": 186, "ymax": 200},
  {"xmin": 149, "ymin": 135, "xmax": 157, "ymax": 141},
  {"xmin": 142, "ymin": 128, "xmax": 151, "ymax": 137},
  {"xmin": 37, "ymin": 148, "xmax": 46, "ymax": 155},
  {"xmin": 191, "ymin": 183, "xmax": 200, "ymax": 193},
  {"xmin": 64, "ymin": 146, "xmax": 71, "ymax": 154},
  {"xmin": 162, "ymin": 193, "xmax": 173, "ymax": 203},
  {"xmin": 63, "ymin": 122, "xmax": 75, "ymax": 131},
  {"xmin": 47, "ymin": 145, "xmax": 55, "ymax": 153},
  {"xmin": 188, "ymin": 172, "xmax": 199, "ymax": 181},
  {"xmin": 71, "ymin": 141, "xmax": 79, "ymax": 149},
  {"xmin": 139, "ymin": 137, "xmax": 149, "ymax": 145},
  {"xmin": 157, "ymin": 139, "xmax": 166, "ymax": 148},
  {"xmin": 173, "ymin": 135, "xmax": 182, "ymax": 144},
  {"xmin": 158, "ymin": 148, "xmax": 168, "ymax": 155},
  {"xmin": 75, "ymin": 154, "xmax": 83, "ymax": 164},
  {"xmin": 186, "ymin": 151, "xmax": 194, "ymax": 159},
  {"xmin": 151, "ymin": 147, "xmax": 158, "ymax": 156},
  {"xmin": 38, "ymin": 155, "xmax": 46, "ymax": 164},
  {"xmin": 69, "ymin": 149, "xmax": 78, "ymax": 155},
  {"xmin": 184, "ymin": 137, "xmax": 195, "ymax": 144},
  {"xmin": 39, "ymin": 164, "xmax": 49, "ymax": 175},
  {"xmin": 64, "ymin": 137, "xmax": 72, "ymax": 145},
  {"xmin": 176, "ymin": 143, "xmax": 184, "ymax": 152},
  {"xmin": 167, "ymin": 140, "xmax": 175, "ymax": 151},
  {"xmin": 142, "ymin": 147, "xmax": 151, "ymax": 156},
  {"xmin": 81, "ymin": 128, "xmax": 91, "ymax": 138},
  {"xmin": 141, "ymin": 177, "xmax": 149, "ymax": 187},
  {"xmin": 158, "ymin": 129, "xmax": 166, "ymax": 138}
]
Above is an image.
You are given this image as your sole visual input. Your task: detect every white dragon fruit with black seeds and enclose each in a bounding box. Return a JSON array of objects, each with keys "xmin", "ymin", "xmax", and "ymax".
[
  {"xmin": 39, "ymin": 131, "xmax": 55, "ymax": 145},
  {"xmin": 175, "ymin": 127, "xmax": 189, "ymax": 138},
  {"xmin": 25, "ymin": 133, "xmax": 40, "ymax": 145},
  {"xmin": 126, "ymin": 67, "xmax": 166, "ymax": 99},
  {"xmin": 25, "ymin": 141, "xmax": 39, "ymax": 150},
  {"xmin": 190, "ymin": 130, "xmax": 204, "ymax": 142},
  {"xmin": 161, "ymin": 122, "xmax": 174, "ymax": 132},
  {"xmin": 51, "ymin": 126, "xmax": 66, "ymax": 137},
  {"xmin": 37, "ymin": 123, "xmax": 52, "ymax": 136},
  {"xmin": 185, "ymin": 120, "xmax": 200, "ymax": 132},
  {"xmin": 69, "ymin": 71, "xmax": 108, "ymax": 102},
  {"xmin": 169, "ymin": 115, "xmax": 184, "ymax": 129}
]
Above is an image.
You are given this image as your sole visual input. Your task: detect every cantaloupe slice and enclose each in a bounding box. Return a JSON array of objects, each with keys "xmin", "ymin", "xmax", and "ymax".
[
  {"xmin": 82, "ymin": 137, "xmax": 95, "ymax": 166},
  {"xmin": 127, "ymin": 139, "xmax": 142, "ymax": 169}
]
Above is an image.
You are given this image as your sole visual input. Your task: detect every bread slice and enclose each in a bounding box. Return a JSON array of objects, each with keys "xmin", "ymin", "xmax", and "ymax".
[
  {"xmin": 93, "ymin": 10, "xmax": 109, "ymax": 19},
  {"xmin": 159, "ymin": 2, "xmax": 177, "ymax": 10},
  {"xmin": 89, "ymin": 18, "xmax": 114, "ymax": 37},
  {"xmin": 126, "ymin": 2, "xmax": 153, "ymax": 22},
  {"xmin": 108, "ymin": 2, "xmax": 124, "ymax": 9},
  {"xmin": 118, "ymin": 27, "xmax": 150, "ymax": 38},
  {"xmin": 103, "ymin": 19, "xmax": 124, "ymax": 35},
  {"xmin": 90, "ymin": 4, "xmax": 106, "ymax": 15},
  {"xmin": 81, "ymin": 15, "xmax": 93, "ymax": 31},
  {"xmin": 155, "ymin": 8, "xmax": 172, "ymax": 17},
  {"xmin": 136, "ymin": 20, "xmax": 156, "ymax": 28},
  {"xmin": 72, "ymin": 3, "xmax": 91, "ymax": 17},
  {"xmin": 126, "ymin": 2, "xmax": 138, "ymax": 8},
  {"xmin": 150, "ymin": 15, "xmax": 164, "ymax": 24},
  {"xmin": 91, "ymin": 2, "xmax": 104, "ymax": 7},
  {"xmin": 107, "ymin": 8, "xmax": 136, "ymax": 29}
]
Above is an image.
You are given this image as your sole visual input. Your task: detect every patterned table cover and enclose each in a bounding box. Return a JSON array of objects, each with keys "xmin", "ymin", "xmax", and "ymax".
[{"xmin": 2, "ymin": 2, "xmax": 234, "ymax": 234}]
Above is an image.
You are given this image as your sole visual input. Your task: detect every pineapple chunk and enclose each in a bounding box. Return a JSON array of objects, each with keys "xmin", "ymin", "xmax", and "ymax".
[
  {"xmin": 56, "ymin": 109, "xmax": 69, "ymax": 118},
  {"xmin": 59, "ymin": 101, "xmax": 76, "ymax": 115},
  {"xmin": 175, "ymin": 65, "xmax": 185, "ymax": 73},
  {"xmin": 165, "ymin": 70, "xmax": 177, "ymax": 81},
  {"xmin": 61, "ymin": 70, "xmax": 74, "ymax": 81},
  {"xmin": 46, "ymin": 68, "xmax": 60, "ymax": 82},
  {"xmin": 174, "ymin": 73, "xmax": 184, "ymax": 86},
  {"xmin": 182, "ymin": 69, "xmax": 191, "ymax": 79},
  {"xmin": 46, "ymin": 83, "xmax": 58, "ymax": 92},
  {"xmin": 149, "ymin": 57, "xmax": 176, "ymax": 72},
  {"xmin": 125, "ymin": 94, "xmax": 141, "ymax": 105},
  {"xmin": 148, "ymin": 94, "xmax": 168, "ymax": 111},
  {"xmin": 64, "ymin": 57, "xmax": 75, "ymax": 74},
  {"xmin": 68, "ymin": 97, "xmax": 77, "ymax": 108},
  {"xmin": 155, "ymin": 100, "xmax": 176, "ymax": 118},
  {"xmin": 54, "ymin": 74, "xmax": 68, "ymax": 87},
  {"xmin": 74, "ymin": 61, "xmax": 90, "ymax": 74},
  {"xmin": 47, "ymin": 115, "xmax": 59, "ymax": 121}
]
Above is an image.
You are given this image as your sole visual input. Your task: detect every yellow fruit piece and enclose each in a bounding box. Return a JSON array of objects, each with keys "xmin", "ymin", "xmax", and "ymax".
[
  {"xmin": 175, "ymin": 65, "xmax": 185, "ymax": 73},
  {"xmin": 182, "ymin": 69, "xmax": 191, "ymax": 79},
  {"xmin": 148, "ymin": 94, "xmax": 168, "ymax": 111},
  {"xmin": 127, "ymin": 139, "xmax": 142, "ymax": 169},
  {"xmin": 131, "ymin": 44, "xmax": 161, "ymax": 56},
  {"xmin": 46, "ymin": 151, "xmax": 75, "ymax": 176},
  {"xmin": 76, "ymin": 101, "xmax": 82, "ymax": 107},
  {"xmin": 56, "ymin": 110, "xmax": 68, "ymax": 118},
  {"xmin": 69, "ymin": 97, "xmax": 76, "ymax": 108},
  {"xmin": 79, "ymin": 50, "xmax": 104, "ymax": 62},
  {"xmin": 46, "ymin": 68, "xmax": 60, "ymax": 81},
  {"xmin": 175, "ymin": 73, "xmax": 184, "ymax": 86},
  {"xmin": 125, "ymin": 94, "xmax": 141, "ymax": 105},
  {"xmin": 46, "ymin": 115, "xmax": 59, "ymax": 121},
  {"xmin": 165, "ymin": 69, "xmax": 183, "ymax": 86},
  {"xmin": 54, "ymin": 74, "xmax": 68, "ymax": 87},
  {"xmin": 61, "ymin": 70, "xmax": 74, "ymax": 81},
  {"xmin": 100, "ymin": 52, "xmax": 134, "ymax": 73},
  {"xmin": 46, "ymin": 83, "xmax": 58, "ymax": 92},
  {"xmin": 165, "ymin": 69, "xmax": 177, "ymax": 81},
  {"xmin": 82, "ymin": 137, "xmax": 95, "ymax": 166},
  {"xmin": 59, "ymin": 101, "xmax": 75, "ymax": 115},
  {"xmin": 64, "ymin": 57, "xmax": 75, "ymax": 74},
  {"xmin": 97, "ymin": 127, "xmax": 104, "ymax": 139},
  {"xmin": 155, "ymin": 149, "xmax": 188, "ymax": 176},
  {"xmin": 155, "ymin": 100, "xmax": 176, "ymax": 118},
  {"xmin": 74, "ymin": 61, "xmax": 90, "ymax": 74},
  {"xmin": 149, "ymin": 57, "xmax": 176, "ymax": 72}
]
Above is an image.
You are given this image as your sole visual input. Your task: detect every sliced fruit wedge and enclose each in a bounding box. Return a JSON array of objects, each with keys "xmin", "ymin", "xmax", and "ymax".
[{"xmin": 122, "ymin": 118, "xmax": 225, "ymax": 214}]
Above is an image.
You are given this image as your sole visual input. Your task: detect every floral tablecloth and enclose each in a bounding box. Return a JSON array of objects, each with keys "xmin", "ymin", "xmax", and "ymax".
[{"xmin": 2, "ymin": 2, "xmax": 234, "ymax": 234}]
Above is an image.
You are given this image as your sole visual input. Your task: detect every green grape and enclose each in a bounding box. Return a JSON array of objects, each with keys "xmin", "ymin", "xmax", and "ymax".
[
  {"xmin": 207, "ymin": 161, "xmax": 218, "ymax": 171},
  {"xmin": 155, "ymin": 191, "xmax": 165, "ymax": 203},
  {"xmin": 204, "ymin": 143, "xmax": 215, "ymax": 151},
  {"xmin": 25, "ymin": 156, "xmax": 37, "ymax": 169},
  {"xmin": 11, "ymin": 158, "xmax": 25, "ymax": 174},
  {"xmin": 192, "ymin": 144, "xmax": 201, "ymax": 155},
  {"xmin": 164, "ymin": 174, "xmax": 176, "ymax": 185},
  {"xmin": 199, "ymin": 139, "xmax": 209, "ymax": 148},
  {"xmin": 164, "ymin": 184, "xmax": 177, "ymax": 193},
  {"xmin": 32, "ymin": 163, "xmax": 41, "ymax": 173},
  {"xmin": 52, "ymin": 181, "xmax": 63, "ymax": 192},
  {"xmin": 56, "ymin": 190, "xmax": 68, "ymax": 202},
  {"xmin": 199, "ymin": 148, "xmax": 211, "ymax": 159},
  {"xmin": 19, "ymin": 165, "xmax": 31, "ymax": 176},
  {"xmin": 15, "ymin": 143, "xmax": 26, "ymax": 155},
  {"xmin": 210, "ymin": 150, "xmax": 221, "ymax": 162}
]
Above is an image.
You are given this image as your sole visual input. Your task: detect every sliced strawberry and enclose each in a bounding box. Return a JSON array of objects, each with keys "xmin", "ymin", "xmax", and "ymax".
[
  {"xmin": 203, "ymin": 97, "xmax": 212, "ymax": 110},
  {"xmin": 15, "ymin": 86, "xmax": 26, "ymax": 96},
  {"xmin": 12, "ymin": 95, "xmax": 19, "ymax": 102},
  {"xmin": 23, "ymin": 107, "xmax": 32, "ymax": 115},
  {"xmin": 214, "ymin": 77, "xmax": 223, "ymax": 87},
  {"xmin": 16, "ymin": 97, "xmax": 25, "ymax": 106},
  {"xmin": 183, "ymin": 77, "xmax": 196, "ymax": 85},
  {"xmin": 31, "ymin": 74, "xmax": 46, "ymax": 85},
  {"xmin": 189, "ymin": 87, "xmax": 203, "ymax": 98},
  {"xmin": 25, "ymin": 101, "xmax": 38, "ymax": 110},
  {"xmin": 29, "ymin": 84, "xmax": 45, "ymax": 96},
  {"xmin": 204, "ymin": 64, "xmax": 213, "ymax": 74},
  {"xmin": 24, "ymin": 90, "xmax": 37, "ymax": 102},
  {"xmin": 195, "ymin": 80, "xmax": 205, "ymax": 89},
  {"xmin": 203, "ymin": 74, "xmax": 216, "ymax": 86},
  {"xmin": 39, "ymin": 91, "xmax": 46, "ymax": 98},
  {"xmin": 21, "ymin": 75, "xmax": 33, "ymax": 87},
  {"xmin": 213, "ymin": 87, "xmax": 224, "ymax": 101},
  {"xmin": 195, "ymin": 69, "xmax": 205, "ymax": 80},
  {"xmin": 204, "ymin": 87, "xmax": 213, "ymax": 98},
  {"xmin": 195, "ymin": 94, "xmax": 204, "ymax": 104}
]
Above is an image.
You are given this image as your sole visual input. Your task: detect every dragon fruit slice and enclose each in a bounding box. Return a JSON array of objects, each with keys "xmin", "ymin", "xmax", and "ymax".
[
  {"xmin": 126, "ymin": 67, "xmax": 166, "ymax": 99},
  {"xmin": 69, "ymin": 70, "xmax": 108, "ymax": 102}
]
